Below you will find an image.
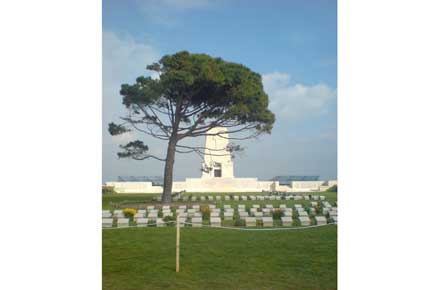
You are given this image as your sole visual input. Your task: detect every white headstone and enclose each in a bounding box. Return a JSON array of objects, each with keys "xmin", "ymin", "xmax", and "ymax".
[
  {"xmin": 148, "ymin": 212, "xmax": 158, "ymax": 219},
  {"xmin": 283, "ymin": 211, "xmax": 293, "ymax": 217},
  {"xmin": 156, "ymin": 218, "xmax": 165, "ymax": 227},
  {"xmin": 134, "ymin": 213, "xmax": 145, "ymax": 219},
  {"xmin": 245, "ymin": 217, "xmax": 256, "ymax": 227},
  {"xmin": 262, "ymin": 217, "xmax": 273, "ymax": 227},
  {"xmin": 223, "ymin": 211, "xmax": 233, "ymax": 220},
  {"xmin": 191, "ymin": 217, "xmax": 202, "ymax": 227},
  {"xmin": 239, "ymin": 211, "xmax": 249, "ymax": 218},
  {"xmin": 102, "ymin": 218, "xmax": 113, "ymax": 228},
  {"xmin": 281, "ymin": 216, "xmax": 292, "ymax": 226},
  {"xmin": 262, "ymin": 208, "xmax": 272, "ymax": 216},
  {"xmin": 162, "ymin": 211, "xmax": 173, "ymax": 217},
  {"xmin": 210, "ymin": 217, "xmax": 221, "ymax": 227},
  {"xmin": 315, "ymin": 216, "xmax": 327, "ymax": 225},
  {"xmin": 117, "ymin": 218, "xmax": 129, "ymax": 227},
  {"xmin": 136, "ymin": 218, "xmax": 149, "ymax": 227},
  {"xmin": 298, "ymin": 216, "xmax": 311, "ymax": 226}
]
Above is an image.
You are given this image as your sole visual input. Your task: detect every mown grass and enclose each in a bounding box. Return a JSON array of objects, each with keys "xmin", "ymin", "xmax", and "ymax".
[{"xmin": 103, "ymin": 226, "xmax": 337, "ymax": 290}]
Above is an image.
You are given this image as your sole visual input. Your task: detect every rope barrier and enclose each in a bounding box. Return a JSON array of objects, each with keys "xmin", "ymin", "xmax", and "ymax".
[
  {"xmin": 180, "ymin": 221, "xmax": 337, "ymax": 231},
  {"xmin": 103, "ymin": 221, "xmax": 337, "ymax": 231}
]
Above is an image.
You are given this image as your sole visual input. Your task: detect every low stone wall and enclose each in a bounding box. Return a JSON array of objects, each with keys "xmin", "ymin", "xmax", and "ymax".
[
  {"xmin": 105, "ymin": 179, "xmax": 337, "ymax": 193},
  {"xmin": 291, "ymin": 181, "xmax": 325, "ymax": 192},
  {"xmin": 105, "ymin": 182, "xmax": 162, "ymax": 194}
]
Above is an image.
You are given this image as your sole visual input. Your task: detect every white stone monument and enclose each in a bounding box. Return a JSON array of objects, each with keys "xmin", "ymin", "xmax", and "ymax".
[{"xmin": 201, "ymin": 127, "xmax": 234, "ymax": 178}]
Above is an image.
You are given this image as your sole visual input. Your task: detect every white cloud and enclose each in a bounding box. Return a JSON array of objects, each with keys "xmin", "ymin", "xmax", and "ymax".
[
  {"xmin": 103, "ymin": 30, "xmax": 159, "ymax": 90},
  {"xmin": 102, "ymin": 30, "xmax": 161, "ymax": 144},
  {"xmin": 263, "ymin": 72, "xmax": 337, "ymax": 120},
  {"xmin": 135, "ymin": 0, "xmax": 213, "ymax": 25}
]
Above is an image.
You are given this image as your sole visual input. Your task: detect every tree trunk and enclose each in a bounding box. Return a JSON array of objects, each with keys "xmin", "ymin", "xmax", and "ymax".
[{"xmin": 162, "ymin": 137, "xmax": 177, "ymax": 203}]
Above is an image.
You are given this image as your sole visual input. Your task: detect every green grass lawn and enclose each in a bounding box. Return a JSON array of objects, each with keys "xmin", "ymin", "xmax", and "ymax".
[
  {"xmin": 103, "ymin": 226, "xmax": 337, "ymax": 290},
  {"xmin": 103, "ymin": 191, "xmax": 337, "ymax": 210}
]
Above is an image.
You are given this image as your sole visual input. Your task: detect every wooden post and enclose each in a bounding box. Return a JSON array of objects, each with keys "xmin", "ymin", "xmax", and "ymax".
[{"xmin": 176, "ymin": 214, "xmax": 180, "ymax": 273}]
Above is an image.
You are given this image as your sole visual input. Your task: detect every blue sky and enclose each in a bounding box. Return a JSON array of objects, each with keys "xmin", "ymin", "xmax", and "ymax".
[{"xmin": 102, "ymin": 0, "xmax": 337, "ymax": 182}]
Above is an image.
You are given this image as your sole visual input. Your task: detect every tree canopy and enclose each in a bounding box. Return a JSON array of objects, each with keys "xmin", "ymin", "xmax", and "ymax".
[{"xmin": 109, "ymin": 51, "xmax": 275, "ymax": 202}]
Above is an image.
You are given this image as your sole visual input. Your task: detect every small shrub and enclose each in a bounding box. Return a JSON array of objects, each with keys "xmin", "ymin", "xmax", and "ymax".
[
  {"xmin": 327, "ymin": 185, "xmax": 337, "ymax": 192},
  {"xmin": 163, "ymin": 215, "xmax": 176, "ymax": 225},
  {"xmin": 102, "ymin": 186, "xmax": 116, "ymax": 195},
  {"xmin": 256, "ymin": 219, "xmax": 263, "ymax": 227},
  {"xmin": 272, "ymin": 209, "xmax": 283, "ymax": 220},
  {"xmin": 200, "ymin": 205, "xmax": 210, "ymax": 220},
  {"xmin": 123, "ymin": 208, "xmax": 137, "ymax": 219},
  {"xmin": 314, "ymin": 203, "xmax": 323, "ymax": 214},
  {"xmin": 163, "ymin": 215, "xmax": 176, "ymax": 222},
  {"xmin": 234, "ymin": 218, "xmax": 246, "ymax": 227}
]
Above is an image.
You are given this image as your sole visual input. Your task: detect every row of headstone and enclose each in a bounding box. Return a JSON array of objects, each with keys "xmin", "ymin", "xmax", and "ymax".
[
  {"xmin": 102, "ymin": 217, "xmax": 168, "ymax": 228},
  {"xmin": 103, "ymin": 201, "xmax": 337, "ymax": 220},
  {"xmin": 173, "ymin": 215, "xmax": 329, "ymax": 227},
  {"xmin": 103, "ymin": 214, "xmax": 334, "ymax": 228},
  {"xmin": 171, "ymin": 194, "xmax": 327, "ymax": 202}
]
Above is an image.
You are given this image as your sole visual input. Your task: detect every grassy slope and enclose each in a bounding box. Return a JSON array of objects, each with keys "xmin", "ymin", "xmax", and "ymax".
[{"xmin": 103, "ymin": 226, "xmax": 337, "ymax": 290}]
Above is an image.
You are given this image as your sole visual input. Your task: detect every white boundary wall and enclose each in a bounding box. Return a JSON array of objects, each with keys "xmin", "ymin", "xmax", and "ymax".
[{"xmin": 105, "ymin": 179, "xmax": 337, "ymax": 193}]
